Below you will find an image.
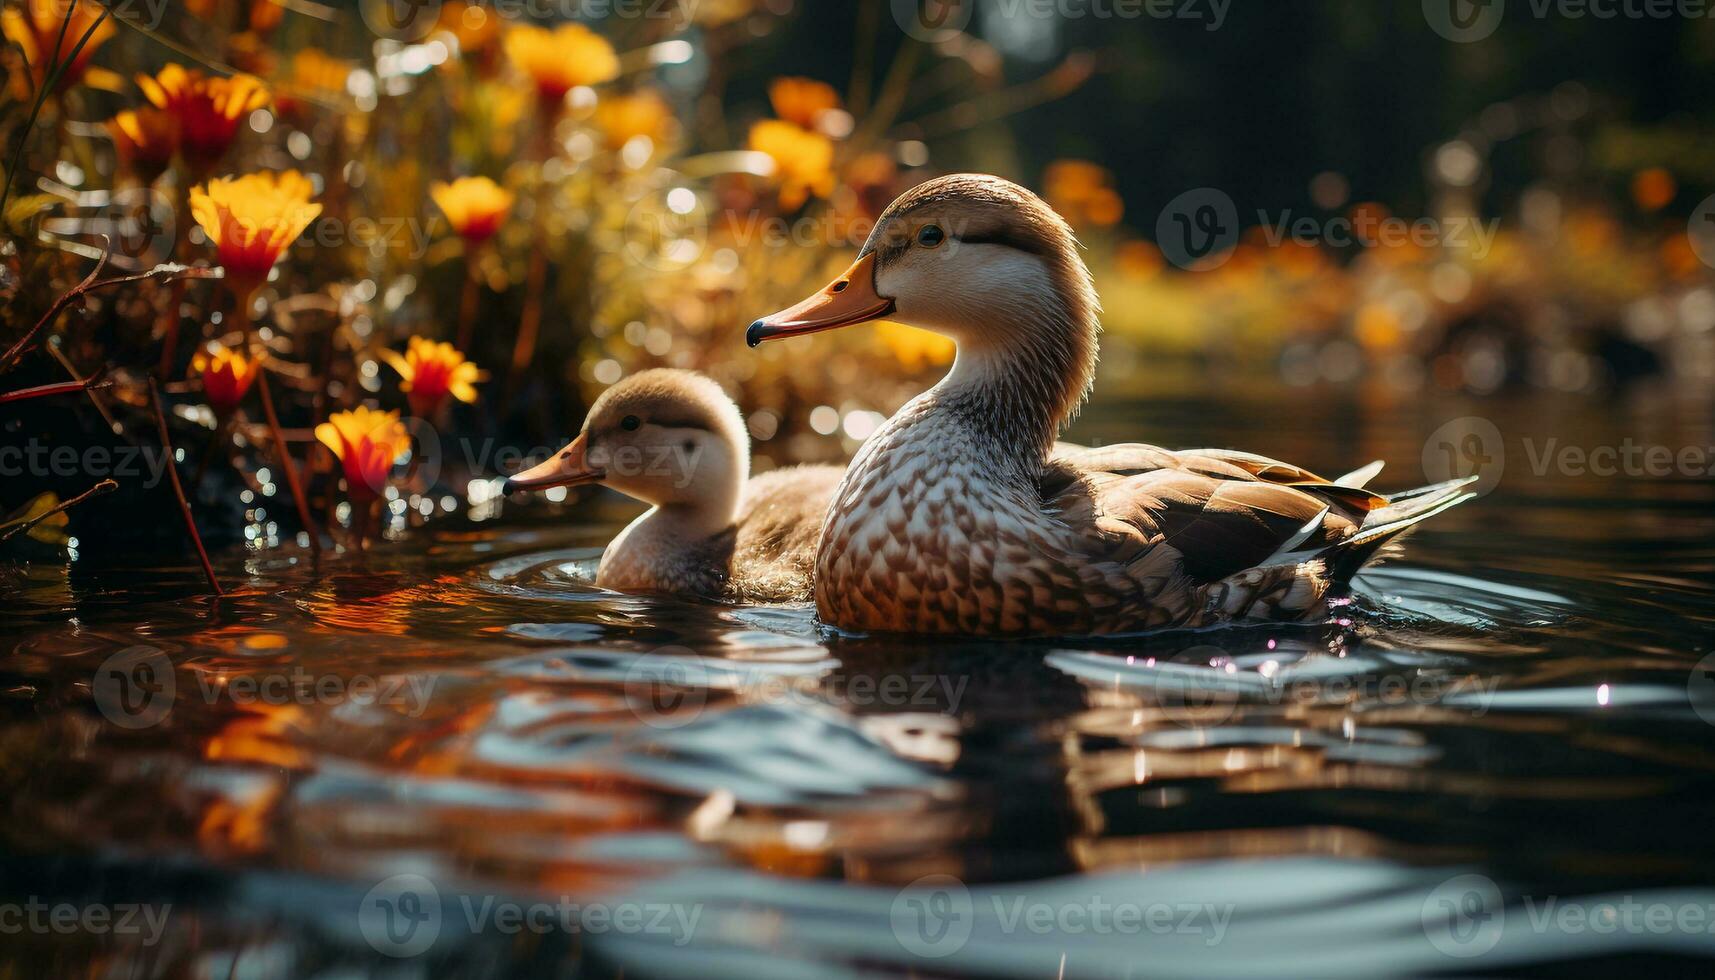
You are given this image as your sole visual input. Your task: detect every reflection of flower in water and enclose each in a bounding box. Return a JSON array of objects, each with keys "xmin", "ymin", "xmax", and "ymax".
[
  {"xmin": 137, "ymin": 65, "xmax": 271, "ymax": 172},
  {"xmin": 192, "ymin": 344, "xmax": 263, "ymax": 414},
  {"xmin": 189, "ymin": 170, "xmax": 321, "ymax": 297},
  {"xmin": 504, "ymin": 23, "xmax": 619, "ymax": 107},
  {"xmin": 749, "ymin": 120, "xmax": 835, "ymax": 211},
  {"xmin": 317, "ymin": 406, "xmax": 411, "ymax": 501},
  {"xmin": 2, "ymin": 0, "xmax": 117, "ymax": 92},
  {"xmin": 429, "ymin": 176, "xmax": 513, "ymax": 244},
  {"xmin": 380, "ymin": 336, "xmax": 485, "ymax": 418}
]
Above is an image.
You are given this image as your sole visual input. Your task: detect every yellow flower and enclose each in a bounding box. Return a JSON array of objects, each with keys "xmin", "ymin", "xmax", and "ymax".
[
  {"xmin": 137, "ymin": 65, "xmax": 271, "ymax": 172},
  {"xmin": 107, "ymin": 107, "xmax": 179, "ymax": 184},
  {"xmin": 2, "ymin": 0, "xmax": 116, "ymax": 92},
  {"xmin": 379, "ymin": 337, "xmax": 485, "ymax": 417},
  {"xmin": 191, "ymin": 345, "xmax": 263, "ymax": 414},
  {"xmin": 190, "ymin": 170, "xmax": 321, "ymax": 297},
  {"xmin": 315, "ymin": 406, "xmax": 411, "ymax": 501},
  {"xmin": 768, "ymin": 76, "xmax": 839, "ymax": 130},
  {"xmin": 437, "ymin": 1, "xmax": 501, "ymax": 63},
  {"xmin": 749, "ymin": 120, "xmax": 835, "ymax": 211},
  {"xmin": 592, "ymin": 89, "xmax": 674, "ymax": 150},
  {"xmin": 429, "ymin": 176, "xmax": 513, "ymax": 244},
  {"xmin": 503, "ymin": 23, "xmax": 618, "ymax": 106}
]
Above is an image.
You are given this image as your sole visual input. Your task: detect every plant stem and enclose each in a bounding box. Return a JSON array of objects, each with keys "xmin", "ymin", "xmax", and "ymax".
[
  {"xmin": 456, "ymin": 247, "xmax": 480, "ymax": 353},
  {"xmin": 147, "ymin": 378, "xmax": 223, "ymax": 596},
  {"xmin": 240, "ymin": 298, "xmax": 324, "ymax": 556}
]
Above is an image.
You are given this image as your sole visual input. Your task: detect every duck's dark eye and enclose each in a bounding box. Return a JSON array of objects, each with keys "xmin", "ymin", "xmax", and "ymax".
[
  {"xmin": 621, "ymin": 415, "xmax": 641, "ymax": 431},
  {"xmin": 917, "ymin": 224, "xmax": 945, "ymax": 248}
]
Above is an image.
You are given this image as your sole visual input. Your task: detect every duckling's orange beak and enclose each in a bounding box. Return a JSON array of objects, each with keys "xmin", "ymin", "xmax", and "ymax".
[
  {"xmin": 502, "ymin": 433, "xmax": 604, "ymax": 495},
  {"xmin": 747, "ymin": 252, "xmax": 894, "ymax": 347}
]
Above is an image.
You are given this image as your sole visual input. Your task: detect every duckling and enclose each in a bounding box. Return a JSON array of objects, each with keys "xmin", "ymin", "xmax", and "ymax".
[
  {"xmin": 503, "ymin": 369, "xmax": 843, "ymax": 602},
  {"xmin": 748, "ymin": 174, "xmax": 1476, "ymax": 636}
]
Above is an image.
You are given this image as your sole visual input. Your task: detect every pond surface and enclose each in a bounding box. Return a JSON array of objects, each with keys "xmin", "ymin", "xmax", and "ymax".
[{"xmin": 4, "ymin": 385, "xmax": 1715, "ymax": 978}]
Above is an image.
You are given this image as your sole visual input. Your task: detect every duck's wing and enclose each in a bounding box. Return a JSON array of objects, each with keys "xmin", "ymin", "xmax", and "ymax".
[
  {"xmin": 1042, "ymin": 444, "xmax": 1389, "ymax": 584},
  {"xmin": 730, "ymin": 464, "xmax": 846, "ymax": 602}
]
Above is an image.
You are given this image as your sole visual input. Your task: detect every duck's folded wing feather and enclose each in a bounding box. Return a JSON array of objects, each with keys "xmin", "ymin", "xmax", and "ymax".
[{"xmin": 1043, "ymin": 445, "xmax": 1382, "ymax": 583}]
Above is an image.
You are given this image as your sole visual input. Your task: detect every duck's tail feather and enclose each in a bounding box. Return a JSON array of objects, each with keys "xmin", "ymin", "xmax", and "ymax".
[{"xmin": 1321, "ymin": 475, "xmax": 1479, "ymax": 582}]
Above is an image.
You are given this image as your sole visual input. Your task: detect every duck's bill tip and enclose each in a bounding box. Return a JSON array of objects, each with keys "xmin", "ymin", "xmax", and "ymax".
[
  {"xmin": 746, "ymin": 252, "xmax": 894, "ymax": 346},
  {"xmin": 505, "ymin": 435, "xmax": 603, "ymax": 493}
]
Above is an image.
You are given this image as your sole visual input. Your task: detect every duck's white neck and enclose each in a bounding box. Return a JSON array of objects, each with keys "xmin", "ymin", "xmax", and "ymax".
[{"xmin": 915, "ymin": 288, "xmax": 1099, "ymax": 465}]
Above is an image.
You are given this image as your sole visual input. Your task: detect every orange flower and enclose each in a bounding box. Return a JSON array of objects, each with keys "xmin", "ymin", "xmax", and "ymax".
[
  {"xmin": 274, "ymin": 48, "xmax": 352, "ymax": 118},
  {"xmin": 190, "ymin": 170, "xmax": 321, "ymax": 297},
  {"xmin": 2, "ymin": 0, "xmax": 116, "ymax": 92},
  {"xmin": 429, "ymin": 176, "xmax": 513, "ymax": 244},
  {"xmin": 1043, "ymin": 159, "xmax": 1122, "ymax": 228},
  {"xmin": 316, "ymin": 406, "xmax": 410, "ymax": 501},
  {"xmin": 593, "ymin": 89, "xmax": 675, "ymax": 150},
  {"xmin": 749, "ymin": 120, "xmax": 835, "ymax": 210},
  {"xmin": 107, "ymin": 107, "xmax": 179, "ymax": 185},
  {"xmin": 437, "ymin": 1, "xmax": 501, "ymax": 64},
  {"xmin": 137, "ymin": 65, "xmax": 270, "ymax": 172},
  {"xmin": 503, "ymin": 23, "xmax": 618, "ymax": 107},
  {"xmin": 768, "ymin": 76, "xmax": 839, "ymax": 130},
  {"xmin": 379, "ymin": 337, "xmax": 485, "ymax": 417},
  {"xmin": 192, "ymin": 345, "xmax": 263, "ymax": 414}
]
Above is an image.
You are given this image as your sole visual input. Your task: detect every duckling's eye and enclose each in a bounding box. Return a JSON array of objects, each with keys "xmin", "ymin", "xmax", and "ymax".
[
  {"xmin": 620, "ymin": 415, "xmax": 641, "ymax": 431},
  {"xmin": 917, "ymin": 224, "xmax": 945, "ymax": 248}
]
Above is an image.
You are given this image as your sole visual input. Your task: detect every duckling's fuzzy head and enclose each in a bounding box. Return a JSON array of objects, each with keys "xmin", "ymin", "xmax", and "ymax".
[
  {"xmin": 750, "ymin": 174, "xmax": 1100, "ymax": 433},
  {"xmin": 507, "ymin": 368, "xmax": 748, "ymax": 516}
]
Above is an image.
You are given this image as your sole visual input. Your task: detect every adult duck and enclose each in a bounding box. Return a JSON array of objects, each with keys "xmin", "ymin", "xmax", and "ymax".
[
  {"xmin": 748, "ymin": 174, "xmax": 1475, "ymax": 636},
  {"xmin": 504, "ymin": 369, "xmax": 843, "ymax": 602}
]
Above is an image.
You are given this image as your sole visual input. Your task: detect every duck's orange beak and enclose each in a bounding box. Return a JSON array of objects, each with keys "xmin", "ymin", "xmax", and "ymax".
[
  {"xmin": 747, "ymin": 252, "xmax": 894, "ymax": 347},
  {"xmin": 502, "ymin": 433, "xmax": 603, "ymax": 495}
]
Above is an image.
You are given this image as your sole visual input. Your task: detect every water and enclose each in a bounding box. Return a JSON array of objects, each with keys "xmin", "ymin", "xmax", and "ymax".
[{"xmin": 5, "ymin": 386, "xmax": 1715, "ymax": 978}]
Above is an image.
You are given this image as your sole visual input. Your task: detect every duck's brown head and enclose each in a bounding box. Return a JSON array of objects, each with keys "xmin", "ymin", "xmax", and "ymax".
[
  {"xmin": 504, "ymin": 369, "xmax": 747, "ymax": 518},
  {"xmin": 747, "ymin": 174, "xmax": 1099, "ymax": 429}
]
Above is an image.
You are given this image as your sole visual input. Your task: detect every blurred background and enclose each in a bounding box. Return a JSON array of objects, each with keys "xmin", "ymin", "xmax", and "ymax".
[{"xmin": 4, "ymin": 0, "xmax": 1715, "ymax": 555}]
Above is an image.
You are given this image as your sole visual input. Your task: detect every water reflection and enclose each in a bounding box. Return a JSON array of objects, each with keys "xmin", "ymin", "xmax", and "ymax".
[{"xmin": 4, "ymin": 390, "xmax": 1715, "ymax": 976}]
